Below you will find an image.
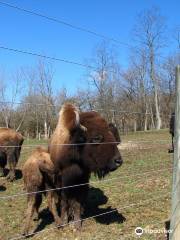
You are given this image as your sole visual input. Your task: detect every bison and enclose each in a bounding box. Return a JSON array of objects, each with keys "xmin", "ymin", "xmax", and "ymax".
[
  {"xmin": 0, "ymin": 128, "xmax": 24, "ymax": 181},
  {"xmin": 169, "ymin": 112, "xmax": 175, "ymax": 153},
  {"xmin": 22, "ymin": 147, "xmax": 61, "ymax": 235},
  {"xmin": 49, "ymin": 103, "xmax": 123, "ymax": 229}
]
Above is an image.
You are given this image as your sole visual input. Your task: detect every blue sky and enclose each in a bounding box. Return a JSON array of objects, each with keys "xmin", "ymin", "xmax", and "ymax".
[{"xmin": 0, "ymin": 0, "xmax": 179, "ymax": 97}]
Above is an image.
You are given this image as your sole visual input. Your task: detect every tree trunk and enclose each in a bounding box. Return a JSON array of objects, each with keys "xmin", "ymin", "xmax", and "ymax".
[
  {"xmin": 38, "ymin": 132, "xmax": 41, "ymax": 140},
  {"xmin": 36, "ymin": 112, "xmax": 39, "ymax": 139},
  {"xmin": 44, "ymin": 120, "xmax": 48, "ymax": 140},
  {"xmin": 149, "ymin": 105, "xmax": 155, "ymax": 130},
  {"xmin": 48, "ymin": 125, "xmax": 51, "ymax": 138},
  {"xmin": 154, "ymin": 88, "xmax": 161, "ymax": 129},
  {"xmin": 150, "ymin": 48, "xmax": 161, "ymax": 130},
  {"xmin": 144, "ymin": 108, "xmax": 148, "ymax": 131},
  {"xmin": 4, "ymin": 115, "xmax": 10, "ymax": 128},
  {"xmin": 134, "ymin": 119, "xmax": 137, "ymax": 132}
]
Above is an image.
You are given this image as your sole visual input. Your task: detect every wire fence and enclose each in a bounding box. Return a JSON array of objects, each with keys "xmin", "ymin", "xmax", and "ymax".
[
  {"xmin": 0, "ymin": 167, "xmax": 172, "ymax": 200},
  {"xmin": 0, "ymin": 136, "xmax": 172, "ymax": 239},
  {"xmin": 0, "ymin": 1, "xmax": 131, "ymax": 48},
  {"xmin": 0, "ymin": 0, "xmax": 168, "ymax": 63},
  {"xmin": 0, "ymin": 100, "xmax": 174, "ymax": 117},
  {"xmin": 0, "ymin": 2, "xmax": 174, "ymax": 239},
  {"xmin": 8, "ymin": 193, "xmax": 170, "ymax": 240}
]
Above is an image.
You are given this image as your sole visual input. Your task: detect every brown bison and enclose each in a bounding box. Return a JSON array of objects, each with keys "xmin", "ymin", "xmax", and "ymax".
[
  {"xmin": 0, "ymin": 128, "xmax": 24, "ymax": 181},
  {"xmin": 169, "ymin": 112, "xmax": 175, "ymax": 153},
  {"xmin": 49, "ymin": 103, "xmax": 123, "ymax": 229},
  {"xmin": 22, "ymin": 147, "xmax": 61, "ymax": 235}
]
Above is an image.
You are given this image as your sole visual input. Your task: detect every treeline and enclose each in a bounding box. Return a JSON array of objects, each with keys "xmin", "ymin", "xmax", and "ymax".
[{"xmin": 0, "ymin": 7, "xmax": 179, "ymax": 138}]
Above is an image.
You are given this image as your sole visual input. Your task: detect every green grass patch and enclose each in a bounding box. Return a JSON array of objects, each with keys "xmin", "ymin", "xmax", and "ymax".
[{"xmin": 0, "ymin": 130, "xmax": 172, "ymax": 240}]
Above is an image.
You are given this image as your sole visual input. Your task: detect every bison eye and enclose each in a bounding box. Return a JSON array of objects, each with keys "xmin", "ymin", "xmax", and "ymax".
[{"xmin": 91, "ymin": 135, "xmax": 104, "ymax": 143}]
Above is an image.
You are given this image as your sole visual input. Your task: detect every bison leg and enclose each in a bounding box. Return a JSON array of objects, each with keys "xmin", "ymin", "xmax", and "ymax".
[
  {"xmin": 6, "ymin": 160, "xmax": 16, "ymax": 181},
  {"xmin": 47, "ymin": 191, "xmax": 61, "ymax": 226},
  {"xmin": 22, "ymin": 194, "xmax": 37, "ymax": 236},
  {"xmin": 73, "ymin": 201, "xmax": 82, "ymax": 230},
  {"xmin": 0, "ymin": 152, "xmax": 7, "ymax": 177},
  {"xmin": 172, "ymin": 135, "xmax": 174, "ymax": 152},
  {"xmin": 33, "ymin": 193, "xmax": 42, "ymax": 221},
  {"xmin": 6, "ymin": 153, "xmax": 17, "ymax": 181},
  {"xmin": 60, "ymin": 191, "xmax": 69, "ymax": 226}
]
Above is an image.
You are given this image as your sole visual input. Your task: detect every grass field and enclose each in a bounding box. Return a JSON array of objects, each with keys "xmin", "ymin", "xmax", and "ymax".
[{"xmin": 0, "ymin": 129, "xmax": 173, "ymax": 240}]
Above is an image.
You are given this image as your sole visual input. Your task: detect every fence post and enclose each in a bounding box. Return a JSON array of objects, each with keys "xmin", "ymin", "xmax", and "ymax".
[{"xmin": 170, "ymin": 65, "xmax": 180, "ymax": 239}]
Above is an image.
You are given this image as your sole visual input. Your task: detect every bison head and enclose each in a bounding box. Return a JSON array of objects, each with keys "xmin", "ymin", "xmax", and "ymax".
[{"xmin": 80, "ymin": 111, "xmax": 123, "ymax": 178}]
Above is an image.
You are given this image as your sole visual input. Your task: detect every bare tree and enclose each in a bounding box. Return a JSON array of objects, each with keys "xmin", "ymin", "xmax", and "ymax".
[
  {"xmin": 86, "ymin": 42, "xmax": 122, "ymax": 122},
  {"xmin": 36, "ymin": 60, "xmax": 55, "ymax": 139},
  {"xmin": 161, "ymin": 53, "xmax": 179, "ymax": 119},
  {"xmin": 21, "ymin": 60, "xmax": 55, "ymax": 139},
  {"xmin": 133, "ymin": 7, "xmax": 166, "ymax": 129},
  {"xmin": 174, "ymin": 25, "xmax": 180, "ymax": 50},
  {"xmin": 0, "ymin": 68, "xmax": 26, "ymax": 129},
  {"xmin": 128, "ymin": 49, "xmax": 150, "ymax": 130},
  {"xmin": 119, "ymin": 44, "xmax": 161, "ymax": 132}
]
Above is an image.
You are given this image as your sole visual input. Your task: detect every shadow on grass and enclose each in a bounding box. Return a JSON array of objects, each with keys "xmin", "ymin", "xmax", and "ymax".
[
  {"xmin": 3, "ymin": 168, "xmax": 22, "ymax": 180},
  {"xmin": 84, "ymin": 186, "xmax": 126, "ymax": 225},
  {"xmin": 0, "ymin": 185, "xmax": 6, "ymax": 191},
  {"xmin": 33, "ymin": 208, "xmax": 54, "ymax": 234},
  {"xmin": 31, "ymin": 186, "xmax": 126, "ymax": 235}
]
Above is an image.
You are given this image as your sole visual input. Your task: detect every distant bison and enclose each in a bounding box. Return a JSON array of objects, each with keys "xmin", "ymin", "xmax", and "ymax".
[
  {"xmin": 169, "ymin": 113, "xmax": 175, "ymax": 153},
  {"xmin": 22, "ymin": 147, "xmax": 61, "ymax": 235},
  {"xmin": 0, "ymin": 128, "xmax": 24, "ymax": 181},
  {"xmin": 49, "ymin": 103, "xmax": 123, "ymax": 229}
]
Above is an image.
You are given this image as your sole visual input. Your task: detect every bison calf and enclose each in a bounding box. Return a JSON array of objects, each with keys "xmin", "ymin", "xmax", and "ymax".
[
  {"xmin": 22, "ymin": 147, "xmax": 61, "ymax": 236},
  {"xmin": 0, "ymin": 128, "xmax": 24, "ymax": 181}
]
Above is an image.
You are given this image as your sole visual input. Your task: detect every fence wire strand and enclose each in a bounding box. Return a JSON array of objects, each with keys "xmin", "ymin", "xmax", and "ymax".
[
  {"xmin": 8, "ymin": 192, "xmax": 170, "ymax": 240},
  {"xmin": 0, "ymin": 138, "xmax": 172, "ymax": 148},
  {"xmin": 0, "ymin": 167, "xmax": 172, "ymax": 200},
  {"xmin": 0, "ymin": 1, "xmax": 131, "ymax": 48},
  {"xmin": 0, "ymin": 100, "xmax": 173, "ymax": 117}
]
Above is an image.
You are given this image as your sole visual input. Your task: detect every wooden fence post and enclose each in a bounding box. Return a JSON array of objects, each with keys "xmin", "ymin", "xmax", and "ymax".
[{"xmin": 170, "ymin": 65, "xmax": 180, "ymax": 239}]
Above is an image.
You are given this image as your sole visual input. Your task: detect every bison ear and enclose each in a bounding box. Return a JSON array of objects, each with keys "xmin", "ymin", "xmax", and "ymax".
[{"xmin": 91, "ymin": 134, "xmax": 104, "ymax": 143}]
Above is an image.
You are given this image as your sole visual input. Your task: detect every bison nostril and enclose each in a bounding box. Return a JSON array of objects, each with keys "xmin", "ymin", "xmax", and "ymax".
[{"xmin": 115, "ymin": 159, "xmax": 123, "ymax": 166}]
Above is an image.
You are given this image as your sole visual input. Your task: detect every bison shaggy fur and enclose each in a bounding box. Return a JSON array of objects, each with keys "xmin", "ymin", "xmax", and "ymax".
[
  {"xmin": 0, "ymin": 128, "xmax": 24, "ymax": 181},
  {"xmin": 49, "ymin": 103, "xmax": 123, "ymax": 229}
]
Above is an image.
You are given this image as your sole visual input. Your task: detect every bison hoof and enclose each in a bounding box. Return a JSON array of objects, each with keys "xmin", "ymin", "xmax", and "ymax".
[
  {"xmin": 55, "ymin": 217, "xmax": 64, "ymax": 228},
  {"xmin": 73, "ymin": 220, "xmax": 82, "ymax": 231},
  {"xmin": 21, "ymin": 230, "xmax": 29, "ymax": 237},
  {"xmin": 22, "ymin": 228, "xmax": 34, "ymax": 238},
  {"xmin": 33, "ymin": 216, "xmax": 39, "ymax": 221}
]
